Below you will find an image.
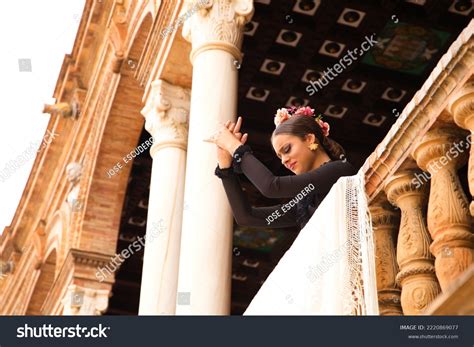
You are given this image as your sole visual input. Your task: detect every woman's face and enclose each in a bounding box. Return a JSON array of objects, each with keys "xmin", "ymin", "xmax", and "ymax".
[{"xmin": 271, "ymin": 133, "xmax": 317, "ymax": 174}]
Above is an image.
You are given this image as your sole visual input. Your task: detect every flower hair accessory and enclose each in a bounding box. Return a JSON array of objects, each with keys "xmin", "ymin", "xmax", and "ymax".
[{"xmin": 274, "ymin": 106, "xmax": 330, "ymax": 137}]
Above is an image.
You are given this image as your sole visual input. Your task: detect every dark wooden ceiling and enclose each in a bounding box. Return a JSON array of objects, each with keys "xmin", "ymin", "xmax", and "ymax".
[{"xmin": 105, "ymin": 0, "xmax": 472, "ymax": 315}]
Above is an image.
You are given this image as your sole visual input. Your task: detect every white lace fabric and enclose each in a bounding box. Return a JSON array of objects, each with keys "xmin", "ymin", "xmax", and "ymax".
[{"xmin": 243, "ymin": 169, "xmax": 379, "ymax": 315}]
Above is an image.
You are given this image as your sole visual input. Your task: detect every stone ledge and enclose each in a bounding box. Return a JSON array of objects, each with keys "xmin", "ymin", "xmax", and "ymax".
[{"xmin": 423, "ymin": 264, "xmax": 474, "ymax": 315}]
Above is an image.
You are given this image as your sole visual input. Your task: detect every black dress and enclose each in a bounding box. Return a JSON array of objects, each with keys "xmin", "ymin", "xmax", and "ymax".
[{"xmin": 215, "ymin": 144, "xmax": 358, "ymax": 230}]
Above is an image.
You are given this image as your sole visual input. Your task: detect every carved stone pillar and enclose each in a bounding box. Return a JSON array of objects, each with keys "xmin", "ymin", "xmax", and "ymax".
[
  {"xmin": 449, "ymin": 79, "xmax": 474, "ymax": 215},
  {"xmin": 412, "ymin": 127, "xmax": 474, "ymax": 291},
  {"xmin": 61, "ymin": 284, "xmax": 110, "ymax": 315},
  {"xmin": 139, "ymin": 80, "xmax": 190, "ymax": 315},
  {"xmin": 384, "ymin": 168, "xmax": 441, "ymax": 315},
  {"xmin": 369, "ymin": 195, "xmax": 403, "ymax": 315},
  {"xmin": 176, "ymin": 1, "xmax": 254, "ymax": 314}
]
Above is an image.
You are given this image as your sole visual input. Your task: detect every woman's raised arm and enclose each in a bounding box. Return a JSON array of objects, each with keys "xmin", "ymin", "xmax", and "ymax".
[{"xmin": 233, "ymin": 146, "xmax": 357, "ymax": 199}]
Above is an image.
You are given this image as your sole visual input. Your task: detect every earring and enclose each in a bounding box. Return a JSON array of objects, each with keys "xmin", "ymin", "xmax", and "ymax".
[{"xmin": 309, "ymin": 143, "xmax": 318, "ymax": 151}]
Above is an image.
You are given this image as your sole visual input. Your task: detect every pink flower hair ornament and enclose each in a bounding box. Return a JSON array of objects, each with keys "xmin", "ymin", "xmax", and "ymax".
[{"xmin": 274, "ymin": 106, "xmax": 330, "ymax": 137}]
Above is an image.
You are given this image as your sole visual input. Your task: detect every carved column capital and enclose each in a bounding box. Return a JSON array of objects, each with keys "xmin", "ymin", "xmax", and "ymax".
[
  {"xmin": 412, "ymin": 126, "xmax": 469, "ymax": 172},
  {"xmin": 182, "ymin": 0, "xmax": 254, "ymax": 63},
  {"xmin": 449, "ymin": 79, "xmax": 474, "ymax": 130},
  {"xmin": 141, "ymin": 80, "xmax": 191, "ymax": 155},
  {"xmin": 61, "ymin": 284, "xmax": 110, "ymax": 315}
]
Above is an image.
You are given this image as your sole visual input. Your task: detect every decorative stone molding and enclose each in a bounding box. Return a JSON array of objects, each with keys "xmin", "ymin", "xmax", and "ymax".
[
  {"xmin": 108, "ymin": 3, "xmax": 128, "ymax": 73},
  {"xmin": 61, "ymin": 284, "xmax": 110, "ymax": 315},
  {"xmin": 141, "ymin": 79, "xmax": 191, "ymax": 155},
  {"xmin": 40, "ymin": 249, "xmax": 116, "ymax": 315},
  {"xmin": 32, "ymin": 220, "xmax": 47, "ymax": 270},
  {"xmin": 182, "ymin": 0, "xmax": 254, "ymax": 63},
  {"xmin": 384, "ymin": 169, "xmax": 441, "ymax": 315},
  {"xmin": 66, "ymin": 162, "xmax": 84, "ymax": 214},
  {"xmin": 412, "ymin": 126, "xmax": 474, "ymax": 291},
  {"xmin": 369, "ymin": 194, "xmax": 403, "ymax": 315},
  {"xmin": 0, "ymin": 260, "xmax": 14, "ymax": 280},
  {"xmin": 449, "ymin": 78, "xmax": 474, "ymax": 215}
]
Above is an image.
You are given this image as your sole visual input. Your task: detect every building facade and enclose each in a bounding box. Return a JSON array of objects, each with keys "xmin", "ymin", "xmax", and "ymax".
[{"xmin": 0, "ymin": 0, "xmax": 473, "ymax": 315}]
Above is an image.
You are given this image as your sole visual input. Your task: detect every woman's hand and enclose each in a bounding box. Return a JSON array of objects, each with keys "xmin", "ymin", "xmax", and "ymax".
[{"xmin": 214, "ymin": 117, "xmax": 248, "ymax": 168}]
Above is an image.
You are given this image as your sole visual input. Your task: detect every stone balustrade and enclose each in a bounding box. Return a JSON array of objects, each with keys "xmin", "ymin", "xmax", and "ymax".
[{"xmin": 364, "ymin": 20, "xmax": 473, "ymax": 314}]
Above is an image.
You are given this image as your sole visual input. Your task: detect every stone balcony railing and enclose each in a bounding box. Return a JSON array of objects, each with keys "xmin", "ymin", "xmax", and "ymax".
[{"xmin": 364, "ymin": 20, "xmax": 474, "ymax": 315}]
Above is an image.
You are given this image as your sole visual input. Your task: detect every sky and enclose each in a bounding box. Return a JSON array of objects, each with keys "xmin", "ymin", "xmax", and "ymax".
[{"xmin": 0, "ymin": 0, "xmax": 86, "ymax": 234}]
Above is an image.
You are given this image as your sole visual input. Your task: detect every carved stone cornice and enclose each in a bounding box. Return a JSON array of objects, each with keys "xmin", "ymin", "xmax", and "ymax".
[
  {"xmin": 182, "ymin": 0, "xmax": 254, "ymax": 63},
  {"xmin": 141, "ymin": 80, "xmax": 191, "ymax": 155},
  {"xmin": 68, "ymin": 248, "xmax": 116, "ymax": 270}
]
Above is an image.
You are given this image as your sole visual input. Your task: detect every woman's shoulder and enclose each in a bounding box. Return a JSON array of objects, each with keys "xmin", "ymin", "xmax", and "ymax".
[{"xmin": 317, "ymin": 159, "xmax": 357, "ymax": 175}]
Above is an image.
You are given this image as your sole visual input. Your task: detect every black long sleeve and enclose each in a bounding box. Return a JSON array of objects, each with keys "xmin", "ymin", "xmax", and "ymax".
[
  {"xmin": 234, "ymin": 145, "xmax": 357, "ymax": 199},
  {"xmin": 216, "ymin": 145, "xmax": 357, "ymax": 229},
  {"xmin": 216, "ymin": 166, "xmax": 297, "ymax": 228}
]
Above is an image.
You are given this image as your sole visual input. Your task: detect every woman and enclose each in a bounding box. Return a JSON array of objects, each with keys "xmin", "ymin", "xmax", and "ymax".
[{"xmin": 206, "ymin": 106, "xmax": 357, "ymax": 230}]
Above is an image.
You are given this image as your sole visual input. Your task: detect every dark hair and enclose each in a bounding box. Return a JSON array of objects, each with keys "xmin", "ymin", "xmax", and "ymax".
[{"xmin": 271, "ymin": 115, "xmax": 346, "ymax": 161}]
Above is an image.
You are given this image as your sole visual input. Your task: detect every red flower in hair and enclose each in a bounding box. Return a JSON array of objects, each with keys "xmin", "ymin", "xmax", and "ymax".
[{"xmin": 274, "ymin": 106, "xmax": 330, "ymax": 137}]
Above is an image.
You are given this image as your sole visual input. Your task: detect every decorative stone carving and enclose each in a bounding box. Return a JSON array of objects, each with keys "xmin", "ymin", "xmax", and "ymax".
[
  {"xmin": 412, "ymin": 126, "xmax": 474, "ymax": 291},
  {"xmin": 43, "ymin": 102, "xmax": 79, "ymax": 119},
  {"xmin": 369, "ymin": 194, "xmax": 403, "ymax": 315},
  {"xmin": 141, "ymin": 80, "xmax": 191, "ymax": 154},
  {"xmin": 66, "ymin": 162, "xmax": 84, "ymax": 213},
  {"xmin": 61, "ymin": 284, "xmax": 110, "ymax": 315},
  {"xmin": 182, "ymin": 0, "xmax": 254, "ymax": 63},
  {"xmin": 0, "ymin": 260, "xmax": 14, "ymax": 280},
  {"xmin": 385, "ymin": 169, "xmax": 441, "ymax": 314}
]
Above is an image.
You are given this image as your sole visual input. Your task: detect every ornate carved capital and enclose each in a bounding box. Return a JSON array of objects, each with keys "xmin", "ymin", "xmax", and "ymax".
[
  {"xmin": 141, "ymin": 80, "xmax": 190, "ymax": 155},
  {"xmin": 61, "ymin": 284, "xmax": 110, "ymax": 315},
  {"xmin": 449, "ymin": 79, "xmax": 474, "ymax": 131},
  {"xmin": 412, "ymin": 126, "xmax": 469, "ymax": 172},
  {"xmin": 182, "ymin": 0, "xmax": 254, "ymax": 63}
]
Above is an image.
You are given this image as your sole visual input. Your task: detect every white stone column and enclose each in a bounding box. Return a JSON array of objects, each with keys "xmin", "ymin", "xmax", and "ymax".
[
  {"xmin": 138, "ymin": 80, "xmax": 190, "ymax": 315},
  {"xmin": 176, "ymin": 0, "xmax": 254, "ymax": 315}
]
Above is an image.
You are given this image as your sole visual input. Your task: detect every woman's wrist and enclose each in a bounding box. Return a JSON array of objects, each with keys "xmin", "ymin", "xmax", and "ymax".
[
  {"xmin": 214, "ymin": 163, "xmax": 234, "ymax": 179},
  {"xmin": 218, "ymin": 162, "xmax": 232, "ymax": 169},
  {"xmin": 227, "ymin": 139, "xmax": 243, "ymax": 155}
]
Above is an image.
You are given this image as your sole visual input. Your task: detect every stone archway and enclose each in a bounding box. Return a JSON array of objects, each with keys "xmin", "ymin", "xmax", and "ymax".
[{"xmin": 79, "ymin": 13, "xmax": 154, "ymax": 257}]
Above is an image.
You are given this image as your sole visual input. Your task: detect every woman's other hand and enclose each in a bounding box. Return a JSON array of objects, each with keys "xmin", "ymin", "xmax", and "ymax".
[{"xmin": 216, "ymin": 117, "xmax": 248, "ymax": 168}]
